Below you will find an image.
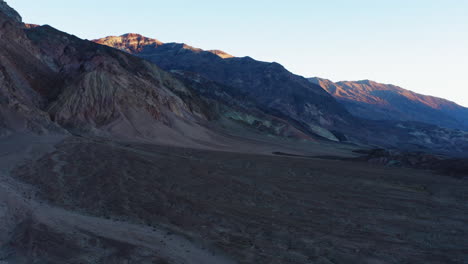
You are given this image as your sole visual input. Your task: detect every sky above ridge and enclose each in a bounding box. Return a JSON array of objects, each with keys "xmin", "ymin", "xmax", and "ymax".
[{"xmin": 8, "ymin": 0, "xmax": 468, "ymax": 107}]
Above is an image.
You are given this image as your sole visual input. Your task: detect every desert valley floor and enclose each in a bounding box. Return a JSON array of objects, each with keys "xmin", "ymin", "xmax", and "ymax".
[{"xmin": 1, "ymin": 135, "xmax": 467, "ymax": 264}]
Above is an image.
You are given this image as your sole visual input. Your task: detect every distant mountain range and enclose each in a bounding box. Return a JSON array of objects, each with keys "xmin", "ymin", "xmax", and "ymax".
[
  {"xmin": 93, "ymin": 34, "xmax": 468, "ymax": 155},
  {"xmin": 309, "ymin": 77, "xmax": 468, "ymax": 130},
  {"xmin": 0, "ymin": 0, "xmax": 467, "ymax": 155}
]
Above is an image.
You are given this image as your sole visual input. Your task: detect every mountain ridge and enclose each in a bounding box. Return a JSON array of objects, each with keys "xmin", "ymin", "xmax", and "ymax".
[
  {"xmin": 93, "ymin": 33, "xmax": 468, "ymax": 155},
  {"xmin": 309, "ymin": 77, "xmax": 468, "ymax": 130},
  {"xmin": 94, "ymin": 33, "xmax": 354, "ymax": 142},
  {"xmin": 95, "ymin": 33, "xmax": 234, "ymax": 59}
]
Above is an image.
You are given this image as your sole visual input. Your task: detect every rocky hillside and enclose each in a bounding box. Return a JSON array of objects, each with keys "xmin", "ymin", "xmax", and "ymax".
[
  {"xmin": 309, "ymin": 77, "xmax": 468, "ymax": 130},
  {"xmin": 0, "ymin": 0, "xmax": 65, "ymax": 137},
  {"xmin": 0, "ymin": 2, "xmax": 233, "ymax": 147},
  {"xmin": 25, "ymin": 26, "xmax": 218, "ymax": 146}
]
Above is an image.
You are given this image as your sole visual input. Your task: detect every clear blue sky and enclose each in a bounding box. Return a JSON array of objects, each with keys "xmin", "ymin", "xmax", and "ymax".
[{"xmin": 8, "ymin": 0, "xmax": 468, "ymax": 107}]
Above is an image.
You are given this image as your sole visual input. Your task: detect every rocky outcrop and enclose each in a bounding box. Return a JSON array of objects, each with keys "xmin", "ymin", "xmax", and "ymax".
[
  {"xmin": 95, "ymin": 33, "xmax": 164, "ymax": 53},
  {"xmin": 206, "ymin": 49, "xmax": 234, "ymax": 59},
  {"xmin": 24, "ymin": 23, "xmax": 39, "ymax": 29},
  {"xmin": 95, "ymin": 34, "xmax": 234, "ymax": 59}
]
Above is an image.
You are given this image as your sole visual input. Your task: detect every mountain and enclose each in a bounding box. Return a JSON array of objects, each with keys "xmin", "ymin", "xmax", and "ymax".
[
  {"xmin": 0, "ymin": 1, "xmax": 66, "ymax": 137},
  {"xmin": 95, "ymin": 34, "xmax": 355, "ymax": 142},
  {"xmin": 24, "ymin": 26, "xmax": 222, "ymax": 147},
  {"xmin": 0, "ymin": 13, "xmax": 339, "ymax": 146},
  {"xmin": 0, "ymin": 3, "xmax": 239, "ymax": 148},
  {"xmin": 95, "ymin": 34, "xmax": 468, "ymax": 155},
  {"xmin": 309, "ymin": 77, "xmax": 468, "ymax": 130},
  {"xmin": 1, "ymin": 2, "xmax": 468, "ymax": 263}
]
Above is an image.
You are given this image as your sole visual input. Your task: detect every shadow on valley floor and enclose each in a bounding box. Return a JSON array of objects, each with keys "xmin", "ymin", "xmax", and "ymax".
[{"xmin": 9, "ymin": 137, "xmax": 468, "ymax": 264}]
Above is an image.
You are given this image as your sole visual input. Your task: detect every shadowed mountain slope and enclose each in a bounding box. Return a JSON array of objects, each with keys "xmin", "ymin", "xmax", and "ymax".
[
  {"xmin": 309, "ymin": 77, "xmax": 468, "ymax": 130},
  {"xmin": 95, "ymin": 34, "xmax": 355, "ymax": 142},
  {"xmin": 95, "ymin": 34, "xmax": 468, "ymax": 155}
]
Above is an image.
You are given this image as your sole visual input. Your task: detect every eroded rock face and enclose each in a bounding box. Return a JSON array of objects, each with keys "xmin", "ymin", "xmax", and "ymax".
[
  {"xmin": 0, "ymin": 2, "xmax": 66, "ymax": 137},
  {"xmin": 0, "ymin": 0, "xmax": 220, "ymax": 145},
  {"xmin": 95, "ymin": 33, "xmax": 164, "ymax": 53}
]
